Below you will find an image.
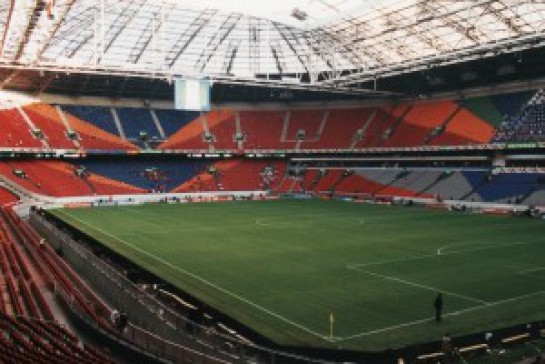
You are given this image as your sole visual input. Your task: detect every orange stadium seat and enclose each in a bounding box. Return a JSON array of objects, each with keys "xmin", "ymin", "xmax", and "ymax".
[{"xmin": 0, "ymin": 109, "xmax": 43, "ymax": 148}]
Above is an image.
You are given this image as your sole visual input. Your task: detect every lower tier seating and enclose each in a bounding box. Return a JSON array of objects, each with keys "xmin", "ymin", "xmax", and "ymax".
[
  {"xmin": 0, "ymin": 161, "xmax": 144, "ymax": 197},
  {"xmin": 1, "ymin": 158, "xmax": 544, "ymax": 205},
  {"xmin": 0, "ymin": 314, "xmax": 113, "ymax": 364},
  {"xmin": 0, "ymin": 208, "xmax": 114, "ymax": 363},
  {"xmin": 0, "ymin": 187, "xmax": 18, "ymax": 206}
]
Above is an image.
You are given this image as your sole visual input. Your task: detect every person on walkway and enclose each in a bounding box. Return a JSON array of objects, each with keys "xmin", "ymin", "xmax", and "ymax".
[{"xmin": 434, "ymin": 293, "xmax": 443, "ymax": 322}]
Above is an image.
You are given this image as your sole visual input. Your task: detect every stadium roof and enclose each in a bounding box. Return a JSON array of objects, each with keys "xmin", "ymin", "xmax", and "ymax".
[{"xmin": 0, "ymin": 0, "xmax": 544, "ymax": 94}]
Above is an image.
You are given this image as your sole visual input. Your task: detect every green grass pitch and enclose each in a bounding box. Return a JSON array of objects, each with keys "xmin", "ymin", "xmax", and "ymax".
[{"xmin": 51, "ymin": 200, "xmax": 545, "ymax": 351}]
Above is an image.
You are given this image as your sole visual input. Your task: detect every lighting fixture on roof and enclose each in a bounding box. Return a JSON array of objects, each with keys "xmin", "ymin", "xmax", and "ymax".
[{"xmin": 291, "ymin": 8, "xmax": 308, "ymax": 21}]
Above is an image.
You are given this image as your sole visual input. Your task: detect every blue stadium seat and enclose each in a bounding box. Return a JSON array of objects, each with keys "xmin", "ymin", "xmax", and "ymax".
[
  {"xmin": 61, "ymin": 105, "xmax": 120, "ymax": 136},
  {"xmin": 116, "ymin": 107, "xmax": 161, "ymax": 140},
  {"xmin": 78, "ymin": 160, "xmax": 207, "ymax": 191},
  {"xmin": 153, "ymin": 109, "xmax": 199, "ymax": 137}
]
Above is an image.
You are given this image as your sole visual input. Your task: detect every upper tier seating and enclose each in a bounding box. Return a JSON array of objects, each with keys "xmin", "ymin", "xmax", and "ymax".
[
  {"xmin": 117, "ymin": 107, "xmax": 162, "ymax": 140},
  {"xmin": 153, "ymin": 109, "xmax": 199, "ymax": 137},
  {"xmin": 22, "ymin": 104, "xmax": 76, "ymax": 149},
  {"xmin": 29, "ymin": 103, "xmax": 137, "ymax": 150},
  {"xmin": 3, "ymin": 87, "xmax": 545, "ymax": 152},
  {"xmin": 239, "ymin": 110, "xmax": 285, "ymax": 149},
  {"xmin": 0, "ymin": 108, "xmax": 43, "ymax": 148},
  {"xmin": 317, "ymin": 108, "xmax": 377, "ymax": 149},
  {"xmin": 5, "ymin": 88, "xmax": 541, "ymax": 151},
  {"xmin": 493, "ymin": 89, "xmax": 545, "ymax": 143},
  {"xmin": 61, "ymin": 105, "xmax": 120, "ymax": 136},
  {"xmin": 157, "ymin": 110, "xmax": 235, "ymax": 150}
]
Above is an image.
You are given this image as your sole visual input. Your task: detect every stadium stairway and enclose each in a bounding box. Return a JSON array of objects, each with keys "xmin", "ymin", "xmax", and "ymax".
[
  {"xmin": 206, "ymin": 110, "xmax": 239, "ymax": 150},
  {"xmin": 0, "ymin": 161, "xmax": 93, "ymax": 197},
  {"xmin": 159, "ymin": 111, "xmax": 214, "ymax": 150},
  {"xmin": 422, "ymin": 104, "xmax": 463, "ymax": 145},
  {"xmin": 523, "ymin": 188, "xmax": 545, "ymax": 206},
  {"xmin": 358, "ymin": 106, "xmax": 402, "ymax": 147},
  {"xmin": 1, "ymin": 208, "xmax": 115, "ymax": 362},
  {"xmin": 79, "ymin": 159, "xmax": 206, "ymax": 192},
  {"xmin": 0, "ymin": 108, "xmax": 44, "ymax": 148},
  {"xmin": 321, "ymin": 108, "xmax": 377, "ymax": 149},
  {"xmin": 416, "ymin": 171, "xmax": 453, "ymax": 196},
  {"xmin": 459, "ymin": 171, "xmax": 489, "ymax": 202},
  {"xmin": 60, "ymin": 105, "xmax": 122, "ymax": 138},
  {"xmin": 400, "ymin": 100, "xmax": 460, "ymax": 146},
  {"xmin": 172, "ymin": 167, "xmax": 216, "ymax": 192},
  {"xmin": 0, "ymin": 187, "xmax": 18, "ymax": 206},
  {"xmin": 469, "ymin": 172, "xmax": 542, "ymax": 203},
  {"xmin": 116, "ymin": 107, "xmax": 163, "ymax": 143},
  {"xmin": 173, "ymin": 160, "xmax": 285, "ymax": 192},
  {"xmin": 433, "ymin": 108, "xmax": 495, "ymax": 145},
  {"xmin": 0, "ymin": 314, "xmax": 114, "ymax": 364},
  {"xmin": 284, "ymin": 109, "xmax": 325, "ymax": 149},
  {"xmin": 0, "ymin": 213, "xmax": 54, "ymax": 320},
  {"xmin": 21, "ymin": 104, "xmax": 76, "ymax": 149},
  {"xmin": 28, "ymin": 104, "xmax": 138, "ymax": 151},
  {"xmin": 239, "ymin": 110, "xmax": 285, "ymax": 149},
  {"xmin": 0, "ymin": 161, "xmax": 148, "ymax": 197},
  {"xmin": 3, "ymin": 208, "xmax": 111, "ymax": 326},
  {"xmin": 1, "ymin": 97, "xmax": 532, "ymax": 151},
  {"xmin": 462, "ymin": 96, "xmax": 504, "ymax": 129},
  {"xmin": 491, "ymin": 90, "xmax": 535, "ymax": 120},
  {"xmin": 300, "ymin": 169, "xmax": 320, "ymax": 191},
  {"xmin": 311, "ymin": 169, "xmax": 428, "ymax": 197},
  {"xmin": 86, "ymin": 172, "xmax": 146, "ymax": 195},
  {"xmin": 153, "ymin": 109, "xmax": 200, "ymax": 138},
  {"xmin": 376, "ymin": 104, "xmax": 413, "ymax": 147},
  {"xmin": 0, "ymin": 209, "xmax": 115, "ymax": 363}
]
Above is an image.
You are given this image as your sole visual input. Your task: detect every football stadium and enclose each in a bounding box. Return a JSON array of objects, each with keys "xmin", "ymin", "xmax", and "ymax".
[{"xmin": 0, "ymin": 1, "xmax": 545, "ymax": 363}]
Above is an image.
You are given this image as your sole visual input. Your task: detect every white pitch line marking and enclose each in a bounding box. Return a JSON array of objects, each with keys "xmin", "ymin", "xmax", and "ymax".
[
  {"xmin": 336, "ymin": 289, "xmax": 545, "ymax": 343},
  {"xmin": 348, "ymin": 267, "xmax": 488, "ymax": 305},
  {"xmin": 348, "ymin": 240, "xmax": 534, "ymax": 269},
  {"xmin": 518, "ymin": 267, "xmax": 545, "ymax": 274},
  {"xmin": 57, "ymin": 210, "xmax": 330, "ymax": 342},
  {"xmin": 255, "ymin": 215, "xmax": 365, "ymax": 228}
]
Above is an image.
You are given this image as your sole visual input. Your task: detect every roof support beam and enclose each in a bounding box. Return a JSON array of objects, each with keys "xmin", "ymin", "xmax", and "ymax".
[
  {"xmin": 33, "ymin": 0, "xmax": 77, "ymax": 62},
  {"xmin": 482, "ymin": 2, "xmax": 525, "ymax": 36},
  {"xmin": 0, "ymin": 0, "xmax": 16, "ymax": 57},
  {"xmin": 13, "ymin": 0, "xmax": 47, "ymax": 62},
  {"xmin": 128, "ymin": 3, "xmax": 175, "ymax": 64},
  {"xmin": 164, "ymin": 9, "xmax": 217, "ymax": 68},
  {"xmin": 195, "ymin": 13, "xmax": 243, "ymax": 72},
  {"xmin": 99, "ymin": 0, "xmax": 140, "ymax": 59},
  {"xmin": 273, "ymin": 23, "xmax": 309, "ymax": 73}
]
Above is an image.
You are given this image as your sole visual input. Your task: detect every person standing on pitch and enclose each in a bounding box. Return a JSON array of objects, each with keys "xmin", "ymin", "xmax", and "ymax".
[{"xmin": 434, "ymin": 293, "xmax": 443, "ymax": 322}]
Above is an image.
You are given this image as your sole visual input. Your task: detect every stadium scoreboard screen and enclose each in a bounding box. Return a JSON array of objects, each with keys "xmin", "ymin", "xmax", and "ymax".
[{"xmin": 174, "ymin": 78, "xmax": 211, "ymax": 111}]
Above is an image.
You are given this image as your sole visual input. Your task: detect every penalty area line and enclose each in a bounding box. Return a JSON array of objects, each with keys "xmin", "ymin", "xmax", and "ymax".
[
  {"xmin": 348, "ymin": 267, "xmax": 488, "ymax": 305},
  {"xmin": 348, "ymin": 240, "xmax": 531, "ymax": 269},
  {"xmin": 335, "ymin": 290, "xmax": 545, "ymax": 343},
  {"xmin": 335, "ymin": 289, "xmax": 545, "ymax": 343},
  {"xmin": 56, "ymin": 210, "xmax": 331, "ymax": 342}
]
